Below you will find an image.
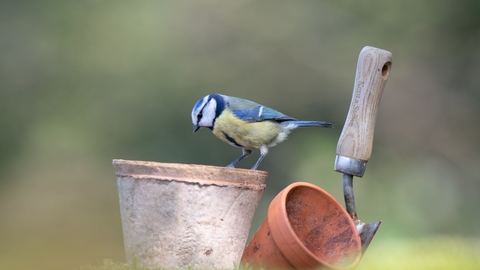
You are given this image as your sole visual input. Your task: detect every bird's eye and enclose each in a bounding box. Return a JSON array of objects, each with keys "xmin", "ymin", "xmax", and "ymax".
[{"xmin": 197, "ymin": 112, "xmax": 203, "ymax": 120}]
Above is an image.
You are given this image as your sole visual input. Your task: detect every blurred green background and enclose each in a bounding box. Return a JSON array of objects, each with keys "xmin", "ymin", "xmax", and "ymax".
[{"xmin": 1, "ymin": 1, "xmax": 480, "ymax": 269}]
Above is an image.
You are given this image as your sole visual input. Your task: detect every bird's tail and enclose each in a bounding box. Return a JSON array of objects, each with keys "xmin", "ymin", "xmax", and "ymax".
[{"xmin": 281, "ymin": 120, "xmax": 333, "ymax": 128}]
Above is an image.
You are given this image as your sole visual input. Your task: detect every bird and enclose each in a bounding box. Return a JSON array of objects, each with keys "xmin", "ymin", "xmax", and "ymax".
[{"xmin": 191, "ymin": 93, "xmax": 333, "ymax": 170}]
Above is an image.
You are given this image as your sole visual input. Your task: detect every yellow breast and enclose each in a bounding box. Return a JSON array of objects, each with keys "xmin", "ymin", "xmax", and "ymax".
[{"xmin": 212, "ymin": 110, "xmax": 283, "ymax": 149}]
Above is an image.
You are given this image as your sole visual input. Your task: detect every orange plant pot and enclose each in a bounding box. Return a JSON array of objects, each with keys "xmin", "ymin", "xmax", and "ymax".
[{"xmin": 242, "ymin": 182, "xmax": 362, "ymax": 270}]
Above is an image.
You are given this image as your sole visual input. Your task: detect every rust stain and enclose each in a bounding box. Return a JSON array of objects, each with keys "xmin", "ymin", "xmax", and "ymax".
[
  {"xmin": 204, "ymin": 248, "xmax": 213, "ymax": 256},
  {"xmin": 253, "ymin": 243, "xmax": 260, "ymax": 253}
]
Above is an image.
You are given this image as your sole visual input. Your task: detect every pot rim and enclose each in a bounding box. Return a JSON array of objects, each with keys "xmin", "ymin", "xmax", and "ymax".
[{"xmin": 113, "ymin": 159, "xmax": 267, "ymax": 190}]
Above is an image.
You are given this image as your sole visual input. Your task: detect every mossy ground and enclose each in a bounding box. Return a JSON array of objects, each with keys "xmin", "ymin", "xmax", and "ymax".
[{"xmin": 80, "ymin": 236, "xmax": 480, "ymax": 270}]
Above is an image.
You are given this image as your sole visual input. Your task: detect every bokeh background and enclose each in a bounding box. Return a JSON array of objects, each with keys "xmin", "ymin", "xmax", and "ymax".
[{"xmin": 1, "ymin": 1, "xmax": 480, "ymax": 269}]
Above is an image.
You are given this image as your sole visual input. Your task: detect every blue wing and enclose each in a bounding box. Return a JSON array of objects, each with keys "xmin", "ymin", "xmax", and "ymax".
[
  {"xmin": 222, "ymin": 95, "xmax": 297, "ymax": 122},
  {"xmin": 232, "ymin": 106, "xmax": 297, "ymax": 123}
]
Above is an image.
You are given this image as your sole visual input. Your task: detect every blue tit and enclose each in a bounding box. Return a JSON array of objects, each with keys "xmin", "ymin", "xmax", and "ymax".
[{"xmin": 191, "ymin": 93, "xmax": 333, "ymax": 170}]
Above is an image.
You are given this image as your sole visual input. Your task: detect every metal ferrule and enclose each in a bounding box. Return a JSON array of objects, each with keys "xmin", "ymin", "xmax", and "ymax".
[{"xmin": 334, "ymin": 155, "xmax": 367, "ymax": 177}]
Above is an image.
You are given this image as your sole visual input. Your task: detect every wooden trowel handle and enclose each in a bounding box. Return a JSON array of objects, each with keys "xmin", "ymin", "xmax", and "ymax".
[{"xmin": 336, "ymin": 46, "xmax": 392, "ymax": 162}]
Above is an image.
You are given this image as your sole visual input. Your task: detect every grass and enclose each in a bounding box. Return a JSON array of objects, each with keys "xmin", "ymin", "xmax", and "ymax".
[
  {"xmin": 356, "ymin": 236, "xmax": 480, "ymax": 270},
  {"xmin": 79, "ymin": 236, "xmax": 480, "ymax": 270},
  {"xmin": 78, "ymin": 258, "xmax": 245, "ymax": 270}
]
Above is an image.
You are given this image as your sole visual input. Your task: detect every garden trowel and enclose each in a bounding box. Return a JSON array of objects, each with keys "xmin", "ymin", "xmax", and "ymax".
[{"xmin": 334, "ymin": 46, "xmax": 392, "ymax": 255}]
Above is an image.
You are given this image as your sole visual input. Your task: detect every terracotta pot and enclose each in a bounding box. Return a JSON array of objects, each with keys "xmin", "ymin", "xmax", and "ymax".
[
  {"xmin": 113, "ymin": 159, "xmax": 268, "ymax": 269},
  {"xmin": 242, "ymin": 182, "xmax": 362, "ymax": 269}
]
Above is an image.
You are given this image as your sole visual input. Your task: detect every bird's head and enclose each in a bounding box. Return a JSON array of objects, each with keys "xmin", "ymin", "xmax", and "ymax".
[{"xmin": 191, "ymin": 93, "xmax": 225, "ymax": 132}]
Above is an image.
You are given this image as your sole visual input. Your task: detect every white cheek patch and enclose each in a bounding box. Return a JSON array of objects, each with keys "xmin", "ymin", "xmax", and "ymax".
[
  {"xmin": 192, "ymin": 96, "xmax": 208, "ymax": 124},
  {"xmin": 199, "ymin": 99, "xmax": 217, "ymax": 127}
]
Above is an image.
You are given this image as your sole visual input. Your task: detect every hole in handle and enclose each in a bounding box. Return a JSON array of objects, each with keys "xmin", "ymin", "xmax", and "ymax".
[{"xmin": 382, "ymin": 62, "xmax": 391, "ymax": 78}]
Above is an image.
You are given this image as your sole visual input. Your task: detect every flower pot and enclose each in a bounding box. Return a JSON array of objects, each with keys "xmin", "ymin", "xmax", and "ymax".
[
  {"xmin": 113, "ymin": 159, "xmax": 267, "ymax": 269},
  {"xmin": 242, "ymin": 182, "xmax": 362, "ymax": 269}
]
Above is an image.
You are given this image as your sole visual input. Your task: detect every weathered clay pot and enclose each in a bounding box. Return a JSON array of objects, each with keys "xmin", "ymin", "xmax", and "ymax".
[
  {"xmin": 242, "ymin": 182, "xmax": 362, "ymax": 269},
  {"xmin": 113, "ymin": 159, "xmax": 267, "ymax": 269}
]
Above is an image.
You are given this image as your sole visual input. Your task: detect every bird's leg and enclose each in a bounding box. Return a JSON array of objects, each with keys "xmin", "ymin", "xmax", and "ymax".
[
  {"xmin": 250, "ymin": 146, "xmax": 268, "ymax": 170},
  {"xmin": 226, "ymin": 149, "xmax": 252, "ymax": 168}
]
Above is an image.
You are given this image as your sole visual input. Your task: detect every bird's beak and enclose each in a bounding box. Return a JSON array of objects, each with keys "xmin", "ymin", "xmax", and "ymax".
[{"xmin": 193, "ymin": 125, "xmax": 200, "ymax": 132}]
